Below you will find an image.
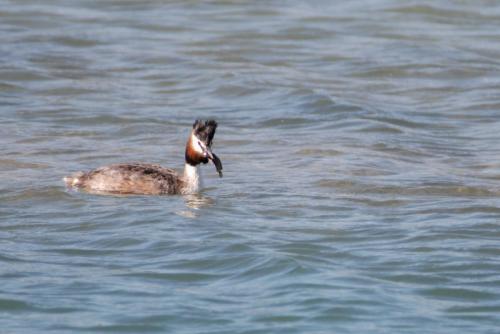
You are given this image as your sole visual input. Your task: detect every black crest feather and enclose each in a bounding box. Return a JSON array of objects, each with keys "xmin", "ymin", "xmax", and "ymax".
[{"xmin": 193, "ymin": 120, "xmax": 217, "ymax": 146}]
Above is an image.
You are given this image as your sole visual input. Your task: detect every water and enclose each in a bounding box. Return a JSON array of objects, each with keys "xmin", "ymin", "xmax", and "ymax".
[{"xmin": 1, "ymin": 0, "xmax": 500, "ymax": 332}]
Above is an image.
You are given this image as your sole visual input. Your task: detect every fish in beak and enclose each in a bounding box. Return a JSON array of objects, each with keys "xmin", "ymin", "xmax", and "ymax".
[{"xmin": 198, "ymin": 141, "xmax": 223, "ymax": 177}]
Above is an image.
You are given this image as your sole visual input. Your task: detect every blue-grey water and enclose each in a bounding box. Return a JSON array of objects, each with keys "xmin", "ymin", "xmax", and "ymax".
[{"xmin": 1, "ymin": 1, "xmax": 500, "ymax": 333}]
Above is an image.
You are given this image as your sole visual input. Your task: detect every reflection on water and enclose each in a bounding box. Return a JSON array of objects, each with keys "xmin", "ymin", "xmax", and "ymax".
[
  {"xmin": 184, "ymin": 193, "xmax": 215, "ymax": 210},
  {"xmin": 177, "ymin": 193, "xmax": 215, "ymax": 217}
]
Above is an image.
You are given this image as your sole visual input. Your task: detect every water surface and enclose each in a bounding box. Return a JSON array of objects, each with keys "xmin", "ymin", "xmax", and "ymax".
[{"xmin": 1, "ymin": 0, "xmax": 500, "ymax": 333}]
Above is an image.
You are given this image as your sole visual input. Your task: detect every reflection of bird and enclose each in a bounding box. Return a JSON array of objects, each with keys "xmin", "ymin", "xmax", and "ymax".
[
  {"xmin": 184, "ymin": 194, "xmax": 215, "ymax": 210},
  {"xmin": 176, "ymin": 194, "xmax": 216, "ymax": 218},
  {"xmin": 64, "ymin": 120, "xmax": 223, "ymax": 195}
]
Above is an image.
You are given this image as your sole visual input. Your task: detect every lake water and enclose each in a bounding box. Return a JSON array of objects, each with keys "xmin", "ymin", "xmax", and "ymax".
[{"xmin": 1, "ymin": 0, "xmax": 500, "ymax": 333}]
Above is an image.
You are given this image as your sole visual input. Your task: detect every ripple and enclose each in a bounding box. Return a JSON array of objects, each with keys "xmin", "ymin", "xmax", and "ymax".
[
  {"xmin": 0, "ymin": 186, "xmax": 72, "ymax": 204},
  {"xmin": 0, "ymin": 298, "xmax": 33, "ymax": 311},
  {"xmin": 378, "ymin": 273, "xmax": 450, "ymax": 285},
  {"xmin": 37, "ymin": 86, "xmax": 101, "ymax": 96},
  {"xmin": 0, "ymin": 69, "xmax": 50, "ymax": 81},
  {"xmin": 51, "ymin": 36, "xmax": 102, "ymax": 48},
  {"xmin": 446, "ymin": 305, "xmax": 500, "ymax": 314},
  {"xmin": 419, "ymin": 288, "xmax": 498, "ymax": 301},
  {"xmin": 0, "ymin": 159, "xmax": 49, "ymax": 171},
  {"xmin": 257, "ymin": 117, "xmax": 315, "ymax": 128},
  {"xmin": 316, "ymin": 179, "xmax": 500, "ymax": 198},
  {"xmin": 296, "ymin": 148, "xmax": 343, "ymax": 156},
  {"xmin": 117, "ymin": 271, "xmax": 224, "ymax": 283}
]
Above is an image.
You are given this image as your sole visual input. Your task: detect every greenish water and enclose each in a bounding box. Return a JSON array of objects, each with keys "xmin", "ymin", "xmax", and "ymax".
[{"xmin": 1, "ymin": 0, "xmax": 500, "ymax": 333}]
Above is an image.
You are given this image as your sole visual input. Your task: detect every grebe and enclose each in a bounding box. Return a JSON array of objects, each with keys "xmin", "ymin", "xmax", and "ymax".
[{"xmin": 63, "ymin": 120, "xmax": 223, "ymax": 195}]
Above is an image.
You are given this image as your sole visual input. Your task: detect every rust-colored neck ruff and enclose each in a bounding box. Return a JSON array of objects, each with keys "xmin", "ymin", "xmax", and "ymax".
[{"xmin": 185, "ymin": 133, "xmax": 208, "ymax": 166}]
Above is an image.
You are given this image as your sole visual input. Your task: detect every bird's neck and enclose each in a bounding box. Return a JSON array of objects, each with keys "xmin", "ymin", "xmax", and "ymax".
[{"xmin": 182, "ymin": 163, "xmax": 201, "ymax": 194}]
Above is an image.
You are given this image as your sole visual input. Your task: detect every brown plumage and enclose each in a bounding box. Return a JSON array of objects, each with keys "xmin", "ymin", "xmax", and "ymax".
[{"xmin": 65, "ymin": 163, "xmax": 180, "ymax": 195}]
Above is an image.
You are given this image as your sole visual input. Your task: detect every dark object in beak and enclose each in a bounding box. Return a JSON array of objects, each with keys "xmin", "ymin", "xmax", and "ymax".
[
  {"xmin": 211, "ymin": 153, "xmax": 223, "ymax": 178},
  {"xmin": 203, "ymin": 146, "xmax": 223, "ymax": 177}
]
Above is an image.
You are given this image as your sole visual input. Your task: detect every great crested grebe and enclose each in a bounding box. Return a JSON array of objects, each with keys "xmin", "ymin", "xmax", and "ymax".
[{"xmin": 63, "ymin": 120, "xmax": 223, "ymax": 195}]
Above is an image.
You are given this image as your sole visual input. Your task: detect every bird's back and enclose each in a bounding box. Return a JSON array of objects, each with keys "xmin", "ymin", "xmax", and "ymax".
[{"xmin": 64, "ymin": 163, "xmax": 180, "ymax": 195}]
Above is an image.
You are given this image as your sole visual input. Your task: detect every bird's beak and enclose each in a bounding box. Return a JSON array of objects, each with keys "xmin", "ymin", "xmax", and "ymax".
[{"xmin": 201, "ymin": 144, "xmax": 223, "ymax": 177}]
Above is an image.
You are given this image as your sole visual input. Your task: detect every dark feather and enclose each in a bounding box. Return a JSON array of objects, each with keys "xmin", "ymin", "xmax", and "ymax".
[{"xmin": 193, "ymin": 120, "xmax": 217, "ymax": 146}]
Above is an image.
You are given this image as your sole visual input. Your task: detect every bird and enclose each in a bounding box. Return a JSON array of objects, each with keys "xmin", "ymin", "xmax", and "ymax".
[{"xmin": 63, "ymin": 120, "xmax": 223, "ymax": 195}]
